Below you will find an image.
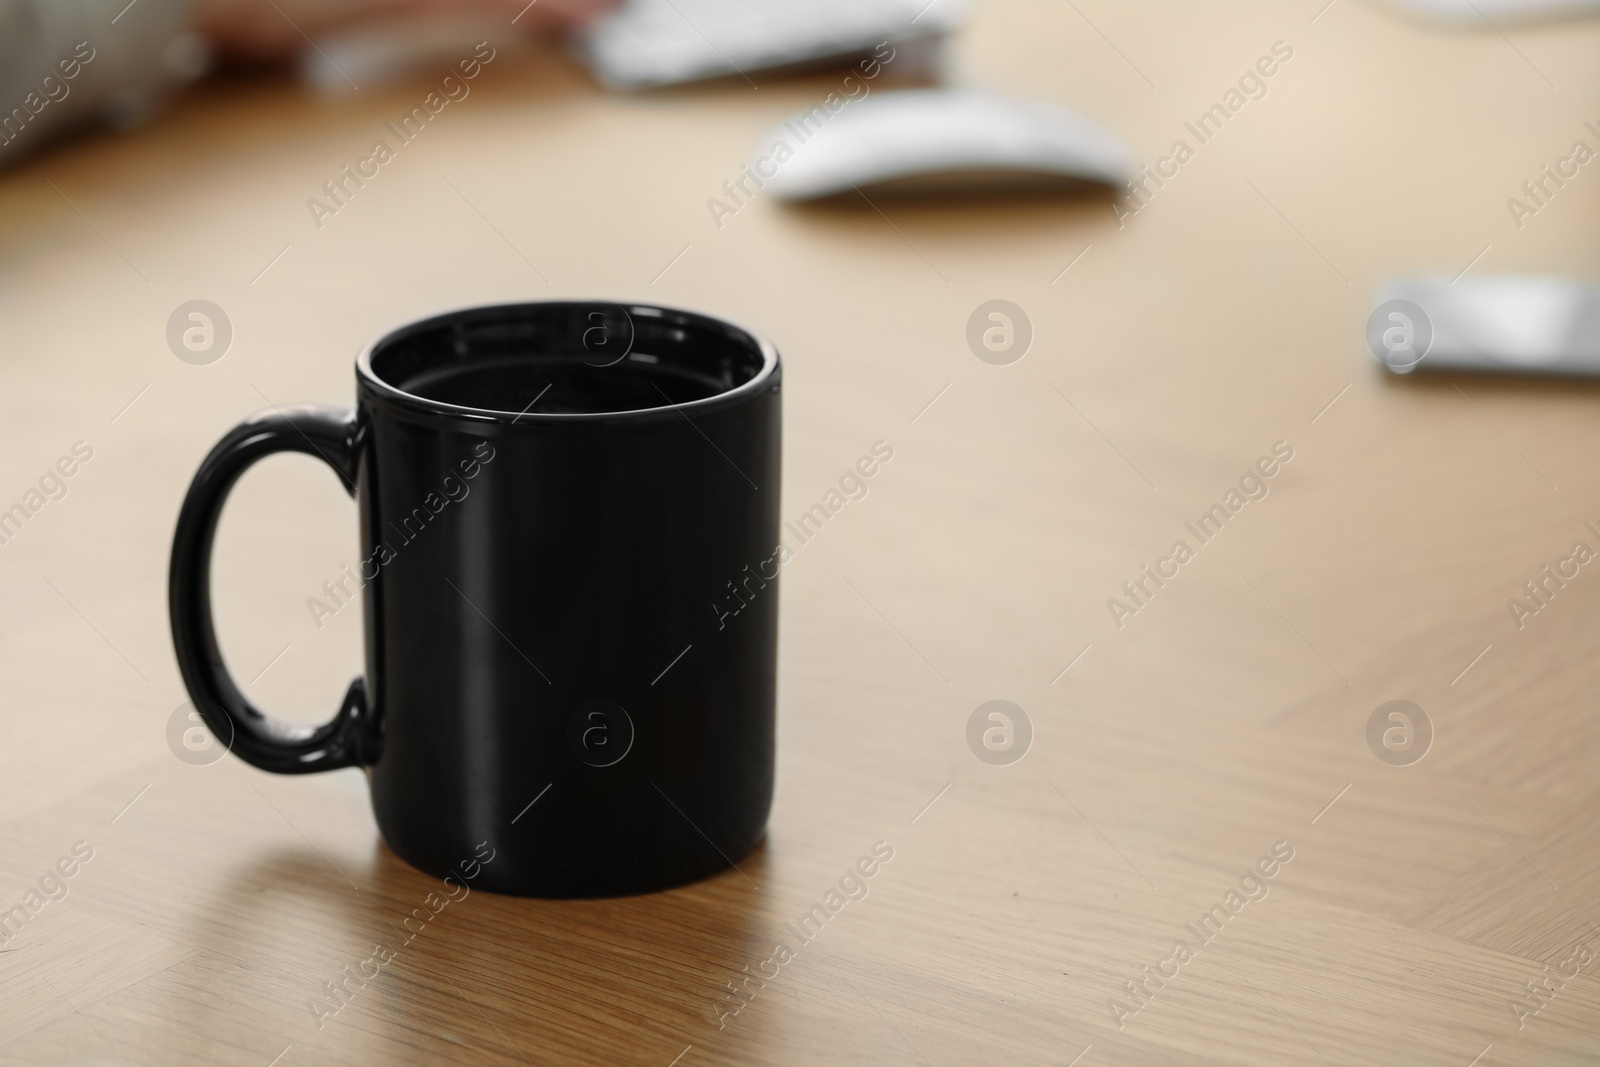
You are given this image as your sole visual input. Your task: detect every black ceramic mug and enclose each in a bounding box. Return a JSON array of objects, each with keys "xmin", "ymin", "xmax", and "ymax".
[{"xmin": 169, "ymin": 302, "xmax": 780, "ymax": 897}]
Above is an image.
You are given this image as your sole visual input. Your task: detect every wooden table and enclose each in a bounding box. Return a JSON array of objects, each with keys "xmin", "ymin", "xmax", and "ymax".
[{"xmin": 2, "ymin": 0, "xmax": 1599, "ymax": 1062}]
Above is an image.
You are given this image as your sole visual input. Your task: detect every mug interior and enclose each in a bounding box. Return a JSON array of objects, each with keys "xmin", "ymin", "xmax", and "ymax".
[{"xmin": 364, "ymin": 302, "xmax": 773, "ymax": 418}]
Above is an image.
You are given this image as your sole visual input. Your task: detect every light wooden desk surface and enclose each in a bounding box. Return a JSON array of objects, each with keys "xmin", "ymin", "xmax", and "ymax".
[{"xmin": 2, "ymin": 0, "xmax": 1599, "ymax": 1063}]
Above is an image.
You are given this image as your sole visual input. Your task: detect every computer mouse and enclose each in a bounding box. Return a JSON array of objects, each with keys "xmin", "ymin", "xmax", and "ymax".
[
  {"xmin": 752, "ymin": 89, "xmax": 1135, "ymax": 201},
  {"xmin": 1378, "ymin": 0, "xmax": 1600, "ymax": 23}
]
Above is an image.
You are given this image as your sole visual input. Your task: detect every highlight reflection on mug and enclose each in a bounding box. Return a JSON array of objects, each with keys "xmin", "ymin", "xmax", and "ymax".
[
  {"xmin": 567, "ymin": 699, "xmax": 634, "ymax": 767},
  {"xmin": 166, "ymin": 701, "xmax": 233, "ymax": 766},
  {"xmin": 576, "ymin": 306, "xmax": 634, "ymax": 368},
  {"xmin": 966, "ymin": 699, "xmax": 1032, "ymax": 766}
]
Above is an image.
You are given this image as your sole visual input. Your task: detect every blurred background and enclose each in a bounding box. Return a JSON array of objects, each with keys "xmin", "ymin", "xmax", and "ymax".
[{"xmin": 4, "ymin": 0, "xmax": 1595, "ymax": 739}]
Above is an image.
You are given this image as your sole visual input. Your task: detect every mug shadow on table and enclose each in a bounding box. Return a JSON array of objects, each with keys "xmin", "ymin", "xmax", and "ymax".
[{"xmin": 176, "ymin": 839, "xmax": 774, "ymax": 1063}]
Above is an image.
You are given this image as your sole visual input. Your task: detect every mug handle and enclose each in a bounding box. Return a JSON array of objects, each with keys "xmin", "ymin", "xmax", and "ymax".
[{"xmin": 169, "ymin": 406, "xmax": 379, "ymax": 773}]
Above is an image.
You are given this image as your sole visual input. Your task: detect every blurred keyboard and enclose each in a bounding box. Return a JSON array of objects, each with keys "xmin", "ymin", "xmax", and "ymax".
[{"xmin": 578, "ymin": 0, "xmax": 966, "ymax": 90}]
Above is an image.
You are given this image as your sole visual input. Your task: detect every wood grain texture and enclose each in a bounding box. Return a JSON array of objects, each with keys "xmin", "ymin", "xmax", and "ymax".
[{"xmin": 2, "ymin": 0, "xmax": 1599, "ymax": 1063}]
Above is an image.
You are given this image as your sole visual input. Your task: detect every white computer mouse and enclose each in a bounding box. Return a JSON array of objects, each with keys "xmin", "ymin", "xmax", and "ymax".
[
  {"xmin": 1379, "ymin": 0, "xmax": 1600, "ymax": 22},
  {"xmin": 752, "ymin": 89, "xmax": 1135, "ymax": 200}
]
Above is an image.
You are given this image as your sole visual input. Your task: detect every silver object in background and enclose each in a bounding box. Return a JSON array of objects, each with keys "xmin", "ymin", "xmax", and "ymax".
[
  {"xmin": 757, "ymin": 89, "xmax": 1135, "ymax": 200},
  {"xmin": 578, "ymin": 0, "xmax": 966, "ymax": 90},
  {"xmin": 1379, "ymin": 0, "xmax": 1600, "ymax": 23},
  {"xmin": 1369, "ymin": 276, "xmax": 1600, "ymax": 377}
]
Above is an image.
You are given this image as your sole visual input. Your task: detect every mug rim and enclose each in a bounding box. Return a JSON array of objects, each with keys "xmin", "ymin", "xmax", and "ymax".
[{"xmin": 356, "ymin": 300, "xmax": 780, "ymax": 426}]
